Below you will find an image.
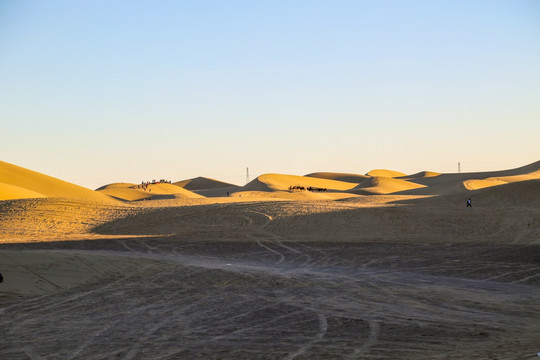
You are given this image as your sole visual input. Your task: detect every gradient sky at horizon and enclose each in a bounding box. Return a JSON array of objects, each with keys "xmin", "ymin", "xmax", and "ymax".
[{"xmin": 1, "ymin": 0, "xmax": 539, "ymax": 189}]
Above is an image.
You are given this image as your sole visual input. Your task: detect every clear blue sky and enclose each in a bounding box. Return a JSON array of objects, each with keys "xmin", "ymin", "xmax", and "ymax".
[{"xmin": 1, "ymin": 0, "xmax": 539, "ymax": 189}]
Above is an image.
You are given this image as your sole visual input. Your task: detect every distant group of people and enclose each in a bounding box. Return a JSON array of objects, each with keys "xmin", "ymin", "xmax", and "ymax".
[
  {"xmin": 138, "ymin": 182, "xmax": 150, "ymax": 191},
  {"xmin": 289, "ymin": 185, "xmax": 328, "ymax": 192},
  {"xmin": 138, "ymin": 179, "xmax": 172, "ymax": 191}
]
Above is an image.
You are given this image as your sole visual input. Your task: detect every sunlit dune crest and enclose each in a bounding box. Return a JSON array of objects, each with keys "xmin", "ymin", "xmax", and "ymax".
[
  {"xmin": 365, "ymin": 169, "xmax": 407, "ymax": 178},
  {"xmin": 305, "ymin": 172, "xmax": 369, "ymax": 183}
]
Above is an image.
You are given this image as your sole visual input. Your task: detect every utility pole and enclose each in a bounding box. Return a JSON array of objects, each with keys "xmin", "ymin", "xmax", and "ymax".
[
  {"xmin": 246, "ymin": 167, "xmax": 249, "ymax": 184},
  {"xmin": 458, "ymin": 162, "xmax": 461, "ymax": 174}
]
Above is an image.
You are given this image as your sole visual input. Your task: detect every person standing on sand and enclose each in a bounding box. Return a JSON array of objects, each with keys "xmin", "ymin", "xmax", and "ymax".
[{"xmin": 467, "ymin": 198, "xmax": 472, "ymax": 207}]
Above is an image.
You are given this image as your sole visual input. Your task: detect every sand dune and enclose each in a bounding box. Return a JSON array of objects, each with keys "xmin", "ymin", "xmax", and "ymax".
[
  {"xmin": 305, "ymin": 172, "xmax": 369, "ymax": 183},
  {"xmin": 96, "ymin": 182, "xmax": 137, "ymax": 191},
  {"xmin": 464, "ymin": 178, "xmax": 510, "ymax": 190},
  {"xmin": 392, "ymin": 179, "xmax": 540, "ymax": 244},
  {"xmin": 467, "ymin": 178, "xmax": 540, "ymax": 209},
  {"xmin": 303, "ymin": 164, "xmax": 540, "ymax": 196},
  {"xmin": 396, "ymin": 178, "xmax": 468, "ymax": 196},
  {"xmin": 97, "ymin": 182, "xmax": 203, "ymax": 201},
  {"xmin": 230, "ymin": 190, "xmax": 359, "ymax": 201},
  {"xmin": 240, "ymin": 173, "xmax": 358, "ymax": 193},
  {"xmin": 402, "ymin": 171, "xmax": 441, "ymax": 179},
  {"xmin": 0, "ymin": 161, "xmax": 113, "ymax": 202},
  {"xmin": 97, "ymin": 186, "xmax": 152, "ymax": 201},
  {"xmin": 231, "ymin": 162, "xmax": 539, "ymax": 197},
  {"xmin": 488, "ymin": 159, "xmax": 540, "ymax": 176},
  {"xmin": 175, "ymin": 177, "xmax": 239, "ymax": 190},
  {"xmin": 366, "ymin": 169, "xmax": 407, "ymax": 177},
  {"xmin": 464, "ymin": 169, "xmax": 540, "ymax": 190},
  {"xmin": 2, "ymin": 159, "xmax": 538, "ymax": 202},
  {"xmin": 234, "ymin": 174, "xmax": 359, "ymax": 201},
  {"xmin": 0, "ymin": 182, "xmax": 46, "ymax": 201},
  {"xmin": 398, "ymin": 161, "xmax": 540, "ymax": 196},
  {"xmin": 174, "ymin": 177, "xmax": 240, "ymax": 198},
  {"xmin": 306, "ymin": 172, "xmax": 429, "ymax": 195},
  {"xmin": 351, "ymin": 176, "xmax": 425, "ymax": 195}
]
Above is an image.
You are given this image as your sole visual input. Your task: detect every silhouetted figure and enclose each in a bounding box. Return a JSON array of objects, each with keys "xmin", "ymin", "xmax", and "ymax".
[{"xmin": 467, "ymin": 198, "xmax": 472, "ymax": 207}]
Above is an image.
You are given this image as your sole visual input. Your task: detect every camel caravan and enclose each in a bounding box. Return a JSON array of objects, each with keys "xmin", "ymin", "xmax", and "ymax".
[{"xmin": 289, "ymin": 185, "xmax": 328, "ymax": 192}]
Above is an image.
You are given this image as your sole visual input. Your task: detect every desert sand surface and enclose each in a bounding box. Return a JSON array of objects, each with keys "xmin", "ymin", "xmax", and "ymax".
[{"xmin": 1, "ymin": 160, "xmax": 540, "ymax": 359}]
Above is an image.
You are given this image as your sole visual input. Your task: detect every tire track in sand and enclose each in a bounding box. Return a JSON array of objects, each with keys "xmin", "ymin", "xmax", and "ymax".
[
  {"xmin": 255, "ymin": 239, "xmax": 285, "ymax": 264},
  {"xmin": 346, "ymin": 319, "xmax": 380, "ymax": 359},
  {"xmin": 284, "ymin": 312, "xmax": 328, "ymax": 360}
]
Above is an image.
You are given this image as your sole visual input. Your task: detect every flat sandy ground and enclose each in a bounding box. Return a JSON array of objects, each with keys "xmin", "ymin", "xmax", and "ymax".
[{"xmin": 1, "ymin": 195, "xmax": 539, "ymax": 359}]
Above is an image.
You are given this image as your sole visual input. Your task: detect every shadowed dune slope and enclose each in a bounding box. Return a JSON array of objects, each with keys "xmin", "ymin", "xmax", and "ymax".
[
  {"xmin": 97, "ymin": 187, "xmax": 151, "ymax": 201},
  {"xmin": 468, "ymin": 178, "xmax": 540, "ymax": 208},
  {"xmin": 401, "ymin": 171, "xmax": 441, "ymax": 179},
  {"xmin": 305, "ymin": 172, "xmax": 369, "ymax": 183},
  {"xmin": 194, "ymin": 186, "xmax": 241, "ymax": 198},
  {"xmin": 0, "ymin": 161, "xmax": 113, "ymax": 202},
  {"xmin": 175, "ymin": 177, "xmax": 239, "ymax": 191},
  {"xmin": 97, "ymin": 182, "xmax": 203, "ymax": 201},
  {"xmin": 366, "ymin": 169, "xmax": 407, "ymax": 178}
]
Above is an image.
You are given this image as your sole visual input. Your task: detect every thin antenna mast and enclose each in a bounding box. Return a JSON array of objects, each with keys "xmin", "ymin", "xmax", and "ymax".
[
  {"xmin": 246, "ymin": 167, "xmax": 249, "ymax": 184},
  {"xmin": 458, "ymin": 162, "xmax": 461, "ymax": 174}
]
